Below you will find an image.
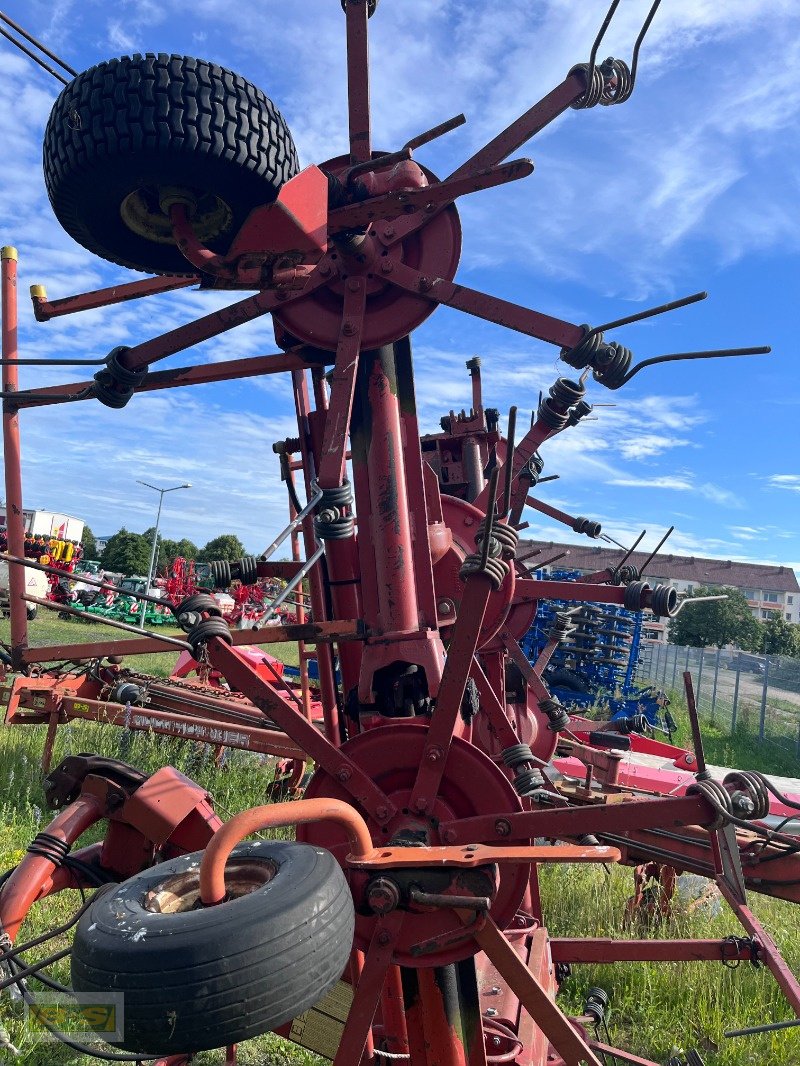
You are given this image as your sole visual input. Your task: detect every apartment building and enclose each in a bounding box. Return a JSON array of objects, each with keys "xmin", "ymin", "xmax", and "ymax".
[{"xmin": 519, "ymin": 540, "xmax": 800, "ymax": 641}]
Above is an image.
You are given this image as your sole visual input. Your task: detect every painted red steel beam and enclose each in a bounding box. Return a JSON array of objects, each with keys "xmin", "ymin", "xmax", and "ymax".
[
  {"xmin": 11, "ymin": 350, "xmax": 323, "ymax": 409},
  {"xmin": 207, "ymin": 637, "xmax": 397, "ymax": 823},
  {"xmin": 316, "ymin": 278, "xmax": 366, "ymax": 487},
  {"xmin": 345, "ymin": 0, "xmax": 372, "ymax": 164},
  {"xmin": 448, "ymin": 72, "xmax": 587, "ymax": 180},
  {"xmin": 587, "ymin": 1041, "xmax": 663, "ymax": 1066},
  {"xmin": 31, "ymin": 274, "xmax": 198, "ymax": 321},
  {"xmin": 514, "ymin": 578, "xmax": 637, "ymax": 607},
  {"xmin": 1, "ymin": 246, "xmax": 28, "ymax": 666},
  {"xmin": 389, "ymin": 259, "xmax": 585, "ymax": 349},
  {"xmin": 525, "ymin": 494, "xmax": 593, "ymax": 534},
  {"xmin": 440, "ymin": 793, "xmax": 714, "ymax": 845},
  {"xmin": 549, "ymin": 938, "xmax": 756, "ymax": 965},
  {"xmin": 18, "ymin": 618, "xmax": 365, "ymax": 664},
  {"xmin": 256, "ymin": 560, "xmax": 305, "ymax": 580},
  {"xmin": 11, "ymin": 696, "xmax": 308, "ymax": 760}
]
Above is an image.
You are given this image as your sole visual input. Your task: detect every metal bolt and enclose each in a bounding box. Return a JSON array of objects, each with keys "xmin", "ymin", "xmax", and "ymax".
[
  {"xmin": 381, "ymin": 259, "xmax": 394, "ymax": 274},
  {"xmin": 441, "ymin": 829, "xmax": 456, "ymax": 843},
  {"xmin": 319, "ymin": 263, "xmax": 333, "ymax": 277},
  {"xmin": 418, "ymin": 276, "xmax": 433, "ymax": 292},
  {"xmin": 437, "ymin": 599, "xmax": 453, "ymax": 615},
  {"xmin": 367, "ymin": 877, "xmax": 401, "ymax": 916},
  {"xmin": 490, "ymin": 985, "xmax": 501, "ymax": 995},
  {"xmin": 376, "ymin": 805, "xmax": 389, "ymax": 821},
  {"xmin": 494, "ymin": 819, "xmax": 511, "ymax": 837},
  {"xmin": 342, "ymin": 321, "xmax": 356, "ymax": 336},
  {"xmin": 484, "ymin": 1007, "xmax": 498, "ymax": 1018},
  {"xmin": 426, "ymin": 746, "xmax": 443, "ymax": 763},
  {"xmin": 384, "ymin": 225, "xmax": 395, "ymax": 238},
  {"xmin": 347, "ymin": 278, "xmax": 361, "ymax": 292},
  {"xmin": 685, "ymin": 754, "xmax": 695, "ymax": 765},
  {"xmin": 336, "ymin": 766, "xmax": 352, "ymax": 783},
  {"xmin": 377, "ymin": 930, "xmax": 391, "ymax": 945},
  {"xmin": 414, "ymin": 798, "xmax": 429, "ymax": 813}
]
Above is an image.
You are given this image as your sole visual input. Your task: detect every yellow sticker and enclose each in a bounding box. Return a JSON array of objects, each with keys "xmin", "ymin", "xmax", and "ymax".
[
  {"xmin": 288, "ymin": 981, "xmax": 353, "ymax": 1060},
  {"xmin": 72, "ymin": 701, "xmax": 91, "ymax": 714}
]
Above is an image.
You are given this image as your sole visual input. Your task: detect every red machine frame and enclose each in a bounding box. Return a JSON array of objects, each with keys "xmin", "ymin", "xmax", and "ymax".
[{"xmin": 0, "ymin": 3, "xmax": 795, "ymax": 1065}]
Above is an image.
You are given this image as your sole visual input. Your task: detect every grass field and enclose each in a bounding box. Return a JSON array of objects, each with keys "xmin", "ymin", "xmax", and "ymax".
[{"xmin": 1, "ymin": 618, "xmax": 799, "ymax": 1064}]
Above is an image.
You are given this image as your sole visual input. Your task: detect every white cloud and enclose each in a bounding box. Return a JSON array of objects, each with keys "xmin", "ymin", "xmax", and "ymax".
[{"xmin": 768, "ymin": 474, "xmax": 800, "ymax": 493}]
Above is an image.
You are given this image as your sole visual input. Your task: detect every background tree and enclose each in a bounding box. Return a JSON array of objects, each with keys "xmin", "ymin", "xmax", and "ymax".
[
  {"xmin": 667, "ymin": 585, "xmax": 762, "ymax": 650},
  {"xmin": 81, "ymin": 525, "xmax": 97, "ymax": 558},
  {"xmin": 761, "ymin": 614, "xmax": 800, "ymax": 657},
  {"xmin": 100, "ymin": 529, "xmax": 152, "ymax": 576},
  {"xmin": 197, "ymin": 534, "xmax": 246, "ymax": 562}
]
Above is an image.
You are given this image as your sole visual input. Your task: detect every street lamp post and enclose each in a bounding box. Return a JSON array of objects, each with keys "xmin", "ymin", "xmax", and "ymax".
[{"xmin": 137, "ymin": 480, "xmax": 191, "ymax": 629}]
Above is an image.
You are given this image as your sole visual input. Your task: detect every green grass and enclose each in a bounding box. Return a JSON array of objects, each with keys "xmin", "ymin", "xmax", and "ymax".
[{"xmin": 1, "ymin": 622, "xmax": 800, "ymax": 1064}]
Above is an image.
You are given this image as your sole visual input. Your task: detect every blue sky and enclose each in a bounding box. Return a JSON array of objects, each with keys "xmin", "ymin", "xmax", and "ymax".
[{"xmin": 0, "ymin": 0, "xmax": 797, "ymax": 572}]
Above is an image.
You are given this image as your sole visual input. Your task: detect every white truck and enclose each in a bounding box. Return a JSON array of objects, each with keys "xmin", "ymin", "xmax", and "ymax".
[
  {"xmin": 0, "ymin": 508, "xmax": 85, "ymax": 542},
  {"xmin": 0, "ymin": 560, "xmax": 48, "ymax": 619}
]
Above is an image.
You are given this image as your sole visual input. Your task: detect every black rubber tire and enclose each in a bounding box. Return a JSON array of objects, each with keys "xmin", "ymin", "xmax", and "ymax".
[
  {"xmin": 549, "ymin": 666, "xmax": 589, "ymax": 694},
  {"xmin": 71, "ymin": 840, "xmax": 354, "ymax": 1055},
  {"xmin": 43, "ymin": 53, "xmax": 300, "ymax": 274},
  {"xmin": 25, "ymin": 605, "xmax": 37, "ymax": 621}
]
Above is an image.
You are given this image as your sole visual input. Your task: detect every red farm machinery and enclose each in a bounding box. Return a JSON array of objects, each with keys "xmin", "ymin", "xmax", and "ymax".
[{"xmin": 0, "ymin": 2, "xmax": 798, "ymax": 1064}]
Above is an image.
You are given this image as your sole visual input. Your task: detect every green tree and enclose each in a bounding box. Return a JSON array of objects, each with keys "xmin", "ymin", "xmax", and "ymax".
[
  {"xmin": 100, "ymin": 528, "xmax": 152, "ymax": 576},
  {"xmin": 667, "ymin": 584, "xmax": 762, "ymax": 650},
  {"xmin": 197, "ymin": 534, "xmax": 246, "ymax": 563},
  {"xmin": 761, "ymin": 614, "xmax": 800, "ymax": 656},
  {"xmin": 81, "ymin": 525, "xmax": 97, "ymax": 558}
]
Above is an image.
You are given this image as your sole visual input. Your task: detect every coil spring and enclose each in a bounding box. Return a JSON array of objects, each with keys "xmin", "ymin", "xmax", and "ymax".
[
  {"xmin": 314, "ymin": 479, "xmax": 355, "ymax": 540},
  {"xmin": 536, "ymin": 396, "xmax": 570, "ymax": 430},
  {"xmin": 210, "ymin": 559, "xmax": 231, "ymax": 589},
  {"xmin": 687, "ymin": 777, "xmax": 734, "ymax": 830},
  {"xmin": 611, "ymin": 563, "xmax": 640, "ymax": 586},
  {"xmin": 238, "ymin": 556, "xmax": 259, "ymax": 586},
  {"xmin": 93, "ymin": 345, "xmax": 148, "ymax": 410},
  {"xmin": 593, "ymin": 341, "xmax": 632, "ymax": 390},
  {"xmin": 514, "ymin": 768, "xmax": 545, "ymax": 796},
  {"xmin": 549, "ymin": 376, "xmax": 586, "ymax": 407},
  {"xmin": 560, "ymin": 325, "xmax": 605, "ymax": 370},
  {"xmin": 723, "ymin": 771, "xmax": 770, "ymax": 820},
  {"xmin": 459, "ymin": 552, "xmax": 508, "ymax": 591},
  {"xmin": 547, "ymin": 613, "xmax": 576, "ymax": 642},
  {"xmin": 539, "ymin": 697, "xmax": 570, "ymax": 732},
  {"xmin": 567, "ymin": 399, "xmax": 593, "ymax": 427},
  {"xmin": 175, "ymin": 593, "xmax": 223, "ymax": 631},
  {"xmin": 573, "ymin": 516, "xmax": 601, "ymax": 538},
  {"xmin": 187, "ymin": 616, "xmax": 233, "ymax": 657},
  {"xmin": 568, "ymin": 63, "xmax": 605, "ymax": 109},
  {"xmin": 502, "ymin": 743, "xmax": 535, "ymax": 770},
  {"xmin": 600, "ymin": 58, "xmax": 633, "ymax": 105},
  {"xmin": 523, "ymin": 452, "xmax": 545, "ymax": 486},
  {"xmin": 623, "ymin": 580, "xmax": 651, "ymax": 611},
  {"xmin": 476, "ymin": 518, "xmax": 519, "ymax": 560},
  {"xmin": 650, "ymin": 583, "xmax": 678, "ymax": 618},
  {"xmin": 583, "ymin": 987, "xmax": 609, "ymax": 1025}
]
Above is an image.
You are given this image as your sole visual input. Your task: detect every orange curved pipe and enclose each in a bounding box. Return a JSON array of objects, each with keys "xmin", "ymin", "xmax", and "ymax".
[
  {"xmin": 199, "ymin": 797, "xmax": 374, "ymax": 905},
  {"xmin": 0, "ymin": 796, "xmax": 103, "ymax": 940}
]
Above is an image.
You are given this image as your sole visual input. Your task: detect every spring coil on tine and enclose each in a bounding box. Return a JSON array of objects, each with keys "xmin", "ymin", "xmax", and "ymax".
[
  {"xmin": 650, "ymin": 583, "xmax": 678, "ymax": 617},
  {"xmin": 560, "ymin": 325, "xmax": 605, "ymax": 370},
  {"xmin": 313, "ymin": 478, "xmax": 355, "ymax": 540},
  {"xmin": 687, "ymin": 777, "xmax": 734, "ymax": 831},
  {"xmin": 549, "ymin": 376, "xmax": 586, "ymax": 407},
  {"xmin": 723, "ymin": 771, "xmax": 770, "ymax": 820},
  {"xmin": 459, "ymin": 551, "xmax": 508, "ymax": 591},
  {"xmin": 547, "ymin": 613, "xmax": 575, "ymax": 642},
  {"xmin": 502, "ymin": 743, "xmax": 536, "ymax": 770},
  {"xmin": 476, "ymin": 518, "xmax": 518, "ymax": 559},
  {"xmin": 611, "ymin": 563, "xmax": 640, "ymax": 586},
  {"xmin": 536, "ymin": 396, "xmax": 570, "ymax": 430},
  {"xmin": 623, "ymin": 580, "xmax": 651, "ymax": 610},
  {"xmin": 573, "ymin": 516, "xmax": 601, "ymax": 538},
  {"xmin": 600, "ymin": 57, "xmax": 634, "ymax": 105},
  {"xmin": 593, "ymin": 341, "xmax": 633, "ymax": 389},
  {"xmin": 568, "ymin": 62, "xmax": 606, "ymax": 109}
]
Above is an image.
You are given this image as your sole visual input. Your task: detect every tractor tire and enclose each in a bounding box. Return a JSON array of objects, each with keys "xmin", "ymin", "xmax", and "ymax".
[
  {"xmin": 43, "ymin": 54, "xmax": 300, "ymax": 275},
  {"xmin": 71, "ymin": 840, "xmax": 354, "ymax": 1055},
  {"xmin": 548, "ymin": 666, "xmax": 589, "ymax": 694},
  {"xmin": 25, "ymin": 605, "xmax": 37, "ymax": 621}
]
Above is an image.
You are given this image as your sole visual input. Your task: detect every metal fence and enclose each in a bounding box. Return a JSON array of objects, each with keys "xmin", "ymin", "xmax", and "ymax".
[{"xmin": 638, "ymin": 642, "xmax": 800, "ymax": 760}]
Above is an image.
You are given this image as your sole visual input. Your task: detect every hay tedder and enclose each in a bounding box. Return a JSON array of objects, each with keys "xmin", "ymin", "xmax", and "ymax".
[{"xmin": 2, "ymin": 2, "xmax": 800, "ymax": 1063}]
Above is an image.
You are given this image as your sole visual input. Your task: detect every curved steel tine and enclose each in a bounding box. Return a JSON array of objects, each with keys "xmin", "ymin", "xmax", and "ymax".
[
  {"xmin": 621, "ymin": 345, "xmax": 771, "ymax": 385},
  {"xmin": 638, "ymin": 525, "xmax": 673, "ymax": 576},
  {"xmin": 502, "ymin": 406, "xmax": 517, "ymax": 518},
  {"xmin": 480, "ymin": 468, "xmax": 500, "ymax": 568},
  {"xmin": 630, "ymin": 0, "xmax": 665, "ymax": 91},
  {"xmin": 585, "ymin": 0, "xmax": 624, "ymax": 94},
  {"xmin": 585, "ymin": 291, "xmax": 707, "ymax": 340}
]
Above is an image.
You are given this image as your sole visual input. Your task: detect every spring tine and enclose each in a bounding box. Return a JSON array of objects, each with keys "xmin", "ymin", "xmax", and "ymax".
[
  {"xmin": 0, "ymin": 10, "xmax": 77, "ymax": 74},
  {"xmin": 404, "ymin": 113, "xmax": 466, "ymax": 152},
  {"xmin": 682, "ymin": 672, "xmax": 708, "ymax": 776},
  {"xmin": 480, "ymin": 468, "xmax": 500, "ymax": 569},
  {"xmin": 586, "ymin": 291, "xmax": 707, "ymax": 339},
  {"xmin": 622, "ymin": 345, "xmax": 771, "ymax": 384},
  {"xmin": 535, "ymin": 550, "xmax": 570, "ymax": 569},
  {"xmin": 613, "ymin": 528, "xmax": 646, "ymax": 574},
  {"xmin": 629, "ymin": 0, "xmax": 664, "ymax": 91},
  {"xmin": 538, "ymin": 473, "xmax": 560, "ymax": 484},
  {"xmin": 585, "ymin": 0, "xmax": 623, "ymax": 93},
  {"xmin": 502, "ymin": 405, "xmax": 517, "ymax": 517},
  {"xmin": 0, "ymin": 26, "xmax": 68, "ymax": 83},
  {"xmin": 638, "ymin": 525, "xmax": 674, "ymax": 576}
]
